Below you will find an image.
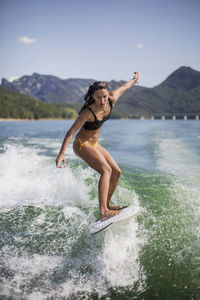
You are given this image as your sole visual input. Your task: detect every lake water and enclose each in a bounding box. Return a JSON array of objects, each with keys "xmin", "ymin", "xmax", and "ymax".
[{"xmin": 0, "ymin": 120, "xmax": 200, "ymax": 299}]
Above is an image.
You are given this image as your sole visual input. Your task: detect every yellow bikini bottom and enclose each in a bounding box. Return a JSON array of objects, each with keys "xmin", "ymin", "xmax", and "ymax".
[{"xmin": 77, "ymin": 138, "xmax": 98, "ymax": 150}]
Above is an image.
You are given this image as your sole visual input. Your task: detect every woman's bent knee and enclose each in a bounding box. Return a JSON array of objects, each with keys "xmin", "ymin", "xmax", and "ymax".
[
  {"xmin": 101, "ymin": 166, "xmax": 112, "ymax": 177},
  {"xmin": 113, "ymin": 167, "xmax": 121, "ymax": 178}
]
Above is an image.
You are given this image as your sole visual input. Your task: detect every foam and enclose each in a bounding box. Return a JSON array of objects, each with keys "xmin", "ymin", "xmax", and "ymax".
[
  {"xmin": 0, "ymin": 143, "xmax": 85, "ymax": 210},
  {"xmin": 0, "ymin": 140, "xmax": 143, "ymax": 299},
  {"xmin": 101, "ymin": 213, "xmax": 142, "ymax": 288},
  {"xmin": 154, "ymin": 131, "xmax": 200, "ymax": 243},
  {"xmin": 154, "ymin": 133, "xmax": 200, "ymax": 179},
  {"xmin": 1, "ymin": 246, "xmax": 61, "ymax": 299}
]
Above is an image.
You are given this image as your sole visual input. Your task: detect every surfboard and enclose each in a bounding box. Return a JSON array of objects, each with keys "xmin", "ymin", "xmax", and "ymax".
[{"xmin": 89, "ymin": 206, "xmax": 139, "ymax": 235}]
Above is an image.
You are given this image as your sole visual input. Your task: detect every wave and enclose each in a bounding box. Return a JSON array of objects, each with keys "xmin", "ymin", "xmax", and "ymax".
[
  {"xmin": 0, "ymin": 142, "xmax": 143, "ymax": 299},
  {"xmin": 0, "ymin": 130, "xmax": 200, "ymax": 299}
]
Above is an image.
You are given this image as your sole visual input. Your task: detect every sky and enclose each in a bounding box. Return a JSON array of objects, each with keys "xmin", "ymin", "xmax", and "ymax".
[{"xmin": 0, "ymin": 0, "xmax": 200, "ymax": 87}]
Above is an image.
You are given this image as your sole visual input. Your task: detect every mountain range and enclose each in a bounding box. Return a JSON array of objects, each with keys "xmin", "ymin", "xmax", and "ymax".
[
  {"xmin": 1, "ymin": 74, "xmax": 145, "ymax": 105},
  {"xmin": 1, "ymin": 66, "xmax": 200, "ymax": 118}
]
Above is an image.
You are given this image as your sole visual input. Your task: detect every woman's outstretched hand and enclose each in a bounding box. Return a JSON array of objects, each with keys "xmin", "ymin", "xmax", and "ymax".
[
  {"xmin": 133, "ymin": 72, "xmax": 139, "ymax": 83},
  {"xmin": 56, "ymin": 153, "xmax": 66, "ymax": 168}
]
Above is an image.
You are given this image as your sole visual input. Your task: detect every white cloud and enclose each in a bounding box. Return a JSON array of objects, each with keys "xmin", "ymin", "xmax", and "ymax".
[
  {"xmin": 18, "ymin": 36, "xmax": 37, "ymax": 44},
  {"xmin": 9, "ymin": 77, "xmax": 19, "ymax": 82},
  {"xmin": 136, "ymin": 43, "xmax": 144, "ymax": 49}
]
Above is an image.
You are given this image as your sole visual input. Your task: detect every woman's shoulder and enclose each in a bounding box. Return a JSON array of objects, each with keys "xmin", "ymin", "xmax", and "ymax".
[
  {"xmin": 84, "ymin": 103, "xmax": 96, "ymax": 113},
  {"xmin": 108, "ymin": 94, "xmax": 115, "ymax": 106},
  {"xmin": 80, "ymin": 103, "xmax": 93, "ymax": 113},
  {"xmin": 79, "ymin": 104, "xmax": 96, "ymax": 122}
]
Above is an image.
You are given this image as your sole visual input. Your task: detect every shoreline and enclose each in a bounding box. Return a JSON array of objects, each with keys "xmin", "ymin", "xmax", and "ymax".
[{"xmin": 0, "ymin": 117, "xmax": 199, "ymax": 122}]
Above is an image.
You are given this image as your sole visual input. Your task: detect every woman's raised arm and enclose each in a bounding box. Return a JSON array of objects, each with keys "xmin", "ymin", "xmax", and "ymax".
[{"xmin": 110, "ymin": 72, "xmax": 139, "ymax": 104}]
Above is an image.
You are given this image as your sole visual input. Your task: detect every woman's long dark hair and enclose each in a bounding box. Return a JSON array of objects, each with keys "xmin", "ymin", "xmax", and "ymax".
[{"xmin": 79, "ymin": 81, "xmax": 109, "ymax": 114}]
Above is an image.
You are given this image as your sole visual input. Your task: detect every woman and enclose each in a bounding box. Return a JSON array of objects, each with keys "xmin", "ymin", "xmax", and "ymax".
[{"xmin": 56, "ymin": 72, "xmax": 139, "ymax": 221}]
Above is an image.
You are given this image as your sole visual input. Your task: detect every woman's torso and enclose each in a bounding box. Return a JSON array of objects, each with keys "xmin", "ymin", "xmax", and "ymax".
[{"xmin": 75, "ymin": 96, "xmax": 113, "ymax": 143}]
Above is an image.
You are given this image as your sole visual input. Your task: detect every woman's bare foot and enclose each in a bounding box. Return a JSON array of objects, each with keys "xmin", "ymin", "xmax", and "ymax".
[
  {"xmin": 100, "ymin": 209, "xmax": 122, "ymax": 222},
  {"xmin": 107, "ymin": 205, "xmax": 123, "ymax": 210}
]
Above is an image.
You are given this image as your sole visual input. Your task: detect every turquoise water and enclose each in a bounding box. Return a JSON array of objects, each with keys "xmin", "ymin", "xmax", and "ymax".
[{"xmin": 0, "ymin": 120, "xmax": 200, "ymax": 299}]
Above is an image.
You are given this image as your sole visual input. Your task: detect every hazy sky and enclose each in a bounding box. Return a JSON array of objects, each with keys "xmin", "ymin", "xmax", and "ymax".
[{"xmin": 1, "ymin": 0, "xmax": 199, "ymax": 87}]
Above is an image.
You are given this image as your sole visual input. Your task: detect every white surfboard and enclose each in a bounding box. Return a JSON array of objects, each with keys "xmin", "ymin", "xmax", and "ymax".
[{"xmin": 89, "ymin": 206, "xmax": 139, "ymax": 235}]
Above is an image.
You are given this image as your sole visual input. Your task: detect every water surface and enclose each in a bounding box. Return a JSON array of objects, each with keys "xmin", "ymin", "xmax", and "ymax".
[{"xmin": 0, "ymin": 120, "xmax": 200, "ymax": 299}]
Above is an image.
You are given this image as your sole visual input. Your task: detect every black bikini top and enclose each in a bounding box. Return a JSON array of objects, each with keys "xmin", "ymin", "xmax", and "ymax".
[{"xmin": 81, "ymin": 98, "xmax": 113, "ymax": 131}]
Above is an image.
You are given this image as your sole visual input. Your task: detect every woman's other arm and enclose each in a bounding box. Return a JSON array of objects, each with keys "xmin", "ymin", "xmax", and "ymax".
[{"xmin": 56, "ymin": 109, "xmax": 91, "ymax": 168}]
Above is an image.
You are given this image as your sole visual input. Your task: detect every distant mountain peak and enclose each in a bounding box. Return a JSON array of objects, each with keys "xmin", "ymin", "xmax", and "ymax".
[
  {"xmin": 169, "ymin": 66, "xmax": 197, "ymax": 77},
  {"xmin": 32, "ymin": 72, "xmax": 41, "ymax": 77},
  {"xmin": 176, "ymin": 66, "xmax": 193, "ymax": 71},
  {"xmin": 1, "ymin": 78, "xmax": 9, "ymax": 84},
  {"xmin": 163, "ymin": 66, "xmax": 200, "ymax": 91}
]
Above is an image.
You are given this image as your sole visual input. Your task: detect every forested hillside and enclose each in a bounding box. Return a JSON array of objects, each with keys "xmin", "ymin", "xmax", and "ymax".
[{"xmin": 0, "ymin": 86, "xmax": 77, "ymax": 119}]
